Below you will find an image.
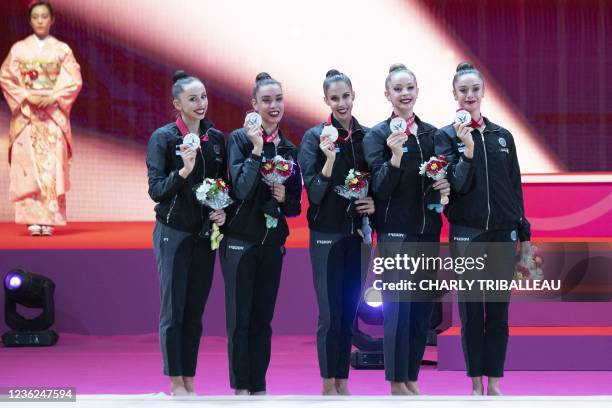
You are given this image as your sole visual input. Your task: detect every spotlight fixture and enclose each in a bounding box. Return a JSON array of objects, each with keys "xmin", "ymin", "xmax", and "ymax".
[
  {"xmin": 350, "ymin": 287, "xmax": 384, "ymax": 369},
  {"xmin": 3, "ymin": 269, "xmax": 58, "ymax": 347}
]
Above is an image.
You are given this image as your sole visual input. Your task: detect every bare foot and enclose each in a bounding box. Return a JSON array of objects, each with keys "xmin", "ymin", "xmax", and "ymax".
[
  {"xmin": 170, "ymin": 376, "xmax": 188, "ymax": 396},
  {"xmin": 470, "ymin": 376, "xmax": 484, "ymax": 396},
  {"xmin": 405, "ymin": 381, "xmax": 420, "ymax": 395},
  {"xmin": 183, "ymin": 376, "xmax": 195, "ymax": 395},
  {"xmin": 250, "ymin": 391, "xmax": 266, "ymax": 396},
  {"xmin": 234, "ymin": 389, "xmax": 249, "ymax": 395},
  {"xmin": 487, "ymin": 376, "xmax": 503, "ymax": 396},
  {"xmin": 487, "ymin": 386, "xmax": 503, "ymax": 396},
  {"xmin": 323, "ymin": 378, "xmax": 338, "ymax": 395},
  {"xmin": 391, "ymin": 382, "xmax": 414, "ymax": 395},
  {"xmin": 335, "ymin": 379, "xmax": 350, "ymax": 395}
]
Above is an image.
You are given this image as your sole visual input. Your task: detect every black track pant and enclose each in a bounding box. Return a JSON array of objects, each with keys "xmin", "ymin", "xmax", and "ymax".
[
  {"xmin": 309, "ymin": 231, "xmax": 369, "ymax": 379},
  {"xmin": 220, "ymin": 237, "xmax": 284, "ymax": 392},
  {"xmin": 450, "ymin": 225, "xmax": 517, "ymax": 378},
  {"xmin": 153, "ymin": 221, "xmax": 215, "ymax": 377},
  {"xmin": 378, "ymin": 232, "xmax": 439, "ymax": 382}
]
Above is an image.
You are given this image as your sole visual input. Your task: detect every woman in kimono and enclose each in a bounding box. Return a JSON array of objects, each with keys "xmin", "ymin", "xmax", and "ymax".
[{"xmin": 0, "ymin": 1, "xmax": 82, "ymax": 236}]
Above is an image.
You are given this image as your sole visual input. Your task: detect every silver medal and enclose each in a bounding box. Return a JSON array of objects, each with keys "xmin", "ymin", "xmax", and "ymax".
[
  {"xmin": 455, "ymin": 109, "xmax": 471, "ymax": 125},
  {"xmin": 390, "ymin": 117, "xmax": 407, "ymax": 133},
  {"xmin": 245, "ymin": 111, "xmax": 262, "ymax": 128},
  {"xmin": 321, "ymin": 125, "xmax": 339, "ymax": 142},
  {"xmin": 183, "ymin": 133, "xmax": 200, "ymax": 149}
]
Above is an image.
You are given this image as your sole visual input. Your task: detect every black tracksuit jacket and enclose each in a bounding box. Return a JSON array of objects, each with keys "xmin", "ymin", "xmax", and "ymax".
[
  {"xmin": 224, "ymin": 127, "xmax": 302, "ymax": 246},
  {"xmin": 434, "ymin": 117, "xmax": 531, "ymax": 241},
  {"xmin": 298, "ymin": 116, "xmax": 370, "ymax": 235},
  {"xmin": 146, "ymin": 118, "xmax": 227, "ymax": 234},
  {"xmin": 363, "ymin": 115, "xmax": 443, "ymax": 235}
]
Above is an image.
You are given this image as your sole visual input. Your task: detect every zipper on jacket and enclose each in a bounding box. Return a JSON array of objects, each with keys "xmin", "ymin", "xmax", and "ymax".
[
  {"xmin": 313, "ymin": 206, "xmax": 321, "ymax": 222},
  {"xmin": 384, "ymin": 199, "xmax": 391, "ymax": 223},
  {"xmin": 261, "ymin": 226, "xmax": 269, "ymax": 244},
  {"xmin": 346, "ymin": 201, "xmax": 354, "ymax": 235},
  {"xmin": 480, "ymin": 132, "xmax": 491, "ymax": 230},
  {"xmin": 166, "ymin": 195, "xmax": 178, "ymax": 224},
  {"xmin": 229, "ymin": 201, "xmax": 245, "ymax": 227},
  {"xmin": 414, "ymin": 134, "xmax": 426, "ymax": 234}
]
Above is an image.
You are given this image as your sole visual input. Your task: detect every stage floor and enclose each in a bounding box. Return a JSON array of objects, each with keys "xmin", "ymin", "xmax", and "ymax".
[
  {"xmin": 1, "ymin": 222, "xmax": 609, "ymax": 250},
  {"xmin": 3, "ymin": 395, "xmax": 612, "ymax": 408},
  {"xmin": 3, "ymin": 334, "xmax": 612, "ymax": 397}
]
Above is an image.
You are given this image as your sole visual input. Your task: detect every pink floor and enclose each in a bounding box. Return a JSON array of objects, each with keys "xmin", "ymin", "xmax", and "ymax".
[{"xmin": 2, "ymin": 334, "xmax": 612, "ymax": 396}]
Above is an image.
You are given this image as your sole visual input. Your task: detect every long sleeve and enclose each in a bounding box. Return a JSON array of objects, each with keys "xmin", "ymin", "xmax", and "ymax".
[
  {"xmin": 0, "ymin": 45, "xmax": 28, "ymax": 115},
  {"xmin": 280, "ymin": 156, "xmax": 302, "ymax": 217},
  {"xmin": 298, "ymin": 128, "xmax": 331, "ymax": 206},
  {"xmin": 146, "ymin": 130, "xmax": 186, "ymax": 202},
  {"xmin": 52, "ymin": 44, "xmax": 82, "ymax": 115},
  {"xmin": 434, "ymin": 127, "xmax": 475, "ymax": 194},
  {"xmin": 507, "ymin": 131, "xmax": 531, "ymax": 241},
  {"xmin": 363, "ymin": 127, "xmax": 402, "ymax": 200},
  {"xmin": 227, "ymin": 130, "xmax": 261, "ymax": 201}
]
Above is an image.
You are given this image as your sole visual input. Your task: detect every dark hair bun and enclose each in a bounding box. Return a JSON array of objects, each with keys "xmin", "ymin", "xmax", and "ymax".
[
  {"xmin": 389, "ymin": 63, "xmax": 407, "ymax": 74},
  {"xmin": 456, "ymin": 61, "xmax": 474, "ymax": 72},
  {"xmin": 255, "ymin": 72, "xmax": 272, "ymax": 82},
  {"xmin": 173, "ymin": 70, "xmax": 189, "ymax": 83},
  {"xmin": 325, "ymin": 69, "xmax": 341, "ymax": 78}
]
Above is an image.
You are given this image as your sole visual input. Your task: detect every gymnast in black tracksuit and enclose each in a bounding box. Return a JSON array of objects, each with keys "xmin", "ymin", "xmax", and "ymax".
[
  {"xmin": 363, "ymin": 64, "xmax": 450, "ymax": 396},
  {"xmin": 147, "ymin": 71, "xmax": 227, "ymax": 396},
  {"xmin": 434, "ymin": 62, "xmax": 531, "ymax": 396},
  {"xmin": 297, "ymin": 70, "xmax": 375, "ymax": 395},
  {"xmin": 220, "ymin": 72, "xmax": 302, "ymax": 395}
]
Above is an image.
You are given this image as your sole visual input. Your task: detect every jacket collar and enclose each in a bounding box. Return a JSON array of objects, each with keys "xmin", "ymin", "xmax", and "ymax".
[{"xmin": 482, "ymin": 117, "xmax": 502, "ymax": 133}]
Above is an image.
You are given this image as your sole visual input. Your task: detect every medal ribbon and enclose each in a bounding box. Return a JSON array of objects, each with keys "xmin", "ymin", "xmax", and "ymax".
[
  {"xmin": 176, "ymin": 115, "xmax": 208, "ymax": 142},
  {"xmin": 390, "ymin": 112, "xmax": 415, "ymax": 135},
  {"xmin": 325, "ymin": 114, "xmax": 353, "ymax": 142}
]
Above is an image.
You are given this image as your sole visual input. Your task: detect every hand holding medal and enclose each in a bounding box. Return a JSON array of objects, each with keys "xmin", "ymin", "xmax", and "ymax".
[
  {"xmin": 390, "ymin": 117, "xmax": 407, "ymax": 134},
  {"xmin": 319, "ymin": 125, "xmax": 338, "ymax": 160},
  {"xmin": 387, "ymin": 117, "xmax": 408, "ymax": 161},
  {"xmin": 245, "ymin": 111, "xmax": 262, "ymax": 128},
  {"xmin": 244, "ymin": 112, "xmax": 264, "ymax": 152},
  {"xmin": 454, "ymin": 109, "xmax": 471, "ymax": 126},
  {"xmin": 182, "ymin": 133, "xmax": 201, "ymax": 150},
  {"xmin": 453, "ymin": 109, "xmax": 475, "ymax": 159}
]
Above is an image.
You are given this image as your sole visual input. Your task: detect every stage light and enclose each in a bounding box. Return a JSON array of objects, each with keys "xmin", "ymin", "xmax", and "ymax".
[
  {"xmin": 351, "ymin": 287, "xmax": 384, "ymax": 368},
  {"xmin": 2, "ymin": 269, "xmax": 58, "ymax": 347},
  {"xmin": 5, "ymin": 273, "xmax": 22, "ymax": 291},
  {"xmin": 364, "ymin": 287, "xmax": 382, "ymax": 308}
]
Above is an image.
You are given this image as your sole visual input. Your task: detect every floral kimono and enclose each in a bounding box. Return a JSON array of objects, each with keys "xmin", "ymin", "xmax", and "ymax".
[{"xmin": 0, "ymin": 34, "xmax": 82, "ymax": 225}]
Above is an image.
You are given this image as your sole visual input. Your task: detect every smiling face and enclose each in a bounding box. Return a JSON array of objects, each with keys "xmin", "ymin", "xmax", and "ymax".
[
  {"xmin": 453, "ymin": 73, "xmax": 485, "ymax": 116},
  {"xmin": 385, "ymin": 71, "xmax": 419, "ymax": 116},
  {"xmin": 252, "ymin": 83, "xmax": 284, "ymax": 126},
  {"xmin": 173, "ymin": 80, "xmax": 208, "ymax": 122},
  {"xmin": 324, "ymin": 81, "xmax": 354, "ymax": 124},
  {"xmin": 29, "ymin": 4, "xmax": 54, "ymax": 38}
]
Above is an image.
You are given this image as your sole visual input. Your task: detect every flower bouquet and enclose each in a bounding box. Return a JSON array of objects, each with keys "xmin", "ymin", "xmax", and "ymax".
[
  {"xmin": 260, "ymin": 155, "xmax": 295, "ymax": 229},
  {"xmin": 515, "ymin": 244, "xmax": 544, "ymax": 281},
  {"xmin": 419, "ymin": 155, "xmax": 449, "ymax": 213},
  {"xmin": 194, "ymin": 178, "xmax": 234, "ymax": 250},
  {"xmin": 334, "ymin": 169, "xmax": 372, "ymax": 244}
]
